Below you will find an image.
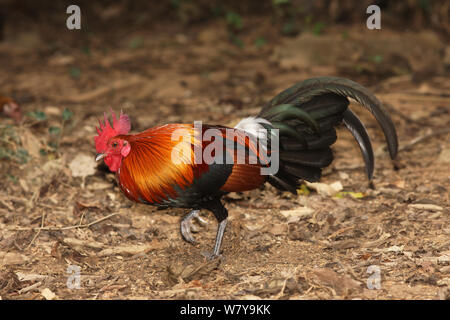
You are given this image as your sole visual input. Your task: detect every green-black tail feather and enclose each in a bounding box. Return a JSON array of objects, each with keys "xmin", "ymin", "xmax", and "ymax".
[{"xmin": 259, "ymin": 77, "xmax": 398, "ymax": 193}]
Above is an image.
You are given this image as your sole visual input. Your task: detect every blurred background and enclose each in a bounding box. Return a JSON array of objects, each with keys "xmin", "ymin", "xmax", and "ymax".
[
  {"xmin": 0, "ymin": 0, "xmax": 448, "ymax": 155},
  {"xmin": 0, "ymin": 1, "xmax": 449, "ymax": 300},
  {"xmin": 0, "ymin": 0, "xmax": 448, "ymax": 113}
]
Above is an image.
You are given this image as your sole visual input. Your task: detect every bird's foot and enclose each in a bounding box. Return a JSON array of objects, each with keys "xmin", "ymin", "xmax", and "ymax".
[
  {"xmin": 201, "ymin": 251, "xmax": 223, "ymax": 262},
  {"xmin": 180, "ymin": 210, "xmax": 208, "ymax": 244},
  {"xmin": 201, "ymin": 219, "xmax": 228, "ymax": 261},
  {"xmin": 194, "ymin": 214, "xmax": 208, "ymax": 226}
]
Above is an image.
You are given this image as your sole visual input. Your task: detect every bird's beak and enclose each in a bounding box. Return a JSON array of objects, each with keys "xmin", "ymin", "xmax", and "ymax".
[{"xmin": 96, "ymin": 153, "xmax": 105, "ymax": 161}]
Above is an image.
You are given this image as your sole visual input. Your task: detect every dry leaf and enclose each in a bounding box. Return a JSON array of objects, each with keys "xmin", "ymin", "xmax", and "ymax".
[
  {"xmin": 269, "ymin": 223, "xmax": 287, "ymax": 235},
  {"xmin": 363, "ymin": 233, "xmax": 391, "ymax": 248},
  {"xmin": 240, "ymin": 295, "xmax": 262, "ymax": 300},
  {"xmin": 167, "ymin": 258, "xmax": 220, "ymax": 285},
  {"xmin": 63, "ymin": 238, "xmax": 105, "ymax": 250},
  {"xmin": 305, "ymin": 181, "xmax": 343, "ymax": 197},
  {"xmin": 437, "ymin": 148, "xmax": 450, "ymax": 163},
  {"xmin": 48, "ymin": 54, "xmax": 75, "ymax": 67},
  {"xmin": 374, "ymin": 245, "xmax": 404, "ymax": 253},
  {"xmin": 41, "ymin": 287, "xmax": 57, "ymax": 300},
  {"xmin": 0, "ymin": 251, "xmax": 28, "ymax": 266},
  {"xmin": 97, "ymin": 241, "xmax": 163, "ymax": 257},
  {"xmin": 330, "ymin": 239, "xmax": 359, "ymax": 250},
  {"xmin": 42, "ymin": 158, "xmax": 65, "ymax": 174},
  {"xmin": 15, "ymin": 272, "xmax": 52, "ymax": 282},
  {"xmin": 280, "ymin": 207, "xmax": 314, "ymax": 223},
  {"xmin": 312, "ymin": 268, "xmax": 362, "ymax": 296},
  {"xmin": 386, "ymin": 245, "xmax": 404, "ymax": 253},
  {"xmin": 0, "ymin": 269, "xmax": 21, "ymax": 293},
  {"xmin": 87, "ymin": 182, "xmax": 112, "ymax": 190},
  {"xmin": 73, "ymin": 201, "xmax": 102, "ymax": 216},
  {"xmin": 409, "ymin": 204, "xmax": 443, "ymax": 211},
  {"xmin": 19, "ymin": 128, "xmax": 41, "ymax": 158},
  {"xmin": 334, "ymin": 191, "xmax": 365, "ymax": 199},
  {"xmin": 69, "ymin": 154, "xmax": 96, "ymax": 178},
  {"xmin": 437, "ymin": 252, "xmax": 450, "ymax": 263},
  {"xmin": 43, "ymin": 106, "xmax": 62, "ymax": 116}
]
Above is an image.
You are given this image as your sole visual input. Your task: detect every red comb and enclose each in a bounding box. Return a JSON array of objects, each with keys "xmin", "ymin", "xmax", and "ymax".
[{"xmin": 94, "ymin": 109, "xmax": 131, "ymax": 153}]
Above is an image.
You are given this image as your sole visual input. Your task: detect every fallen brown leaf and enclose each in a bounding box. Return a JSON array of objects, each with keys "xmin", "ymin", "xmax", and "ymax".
[
  {"xmin": 0, "ymin": 251, "xmax": 29, "ymax": 267},
  {"xmin": 97, "ymin": 241, "xmax": 164, "ymax": 257},
  {"xmin": 312, "ymin": 268, "xmax": 363, "ymax": 296}
]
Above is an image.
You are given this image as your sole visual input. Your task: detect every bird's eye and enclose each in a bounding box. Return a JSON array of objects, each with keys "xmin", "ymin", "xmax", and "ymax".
[{"xmin": 112, "ymin": 142, "xmax": 118, "ymax": 148}]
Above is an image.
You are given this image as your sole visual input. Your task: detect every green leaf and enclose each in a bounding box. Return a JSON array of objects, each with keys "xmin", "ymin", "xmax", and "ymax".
[
  {"xmin": 212, "ymin": 5, "xmax": 224, "ymax": 16},
  {"xmin": 226, "ymin": 12, "xmax": 243, "ymax": 30},
  {"xmin": 48, "ymin": 141, "xmax": 58, "ymax": 149},
  {"xmin": 62, "ymin": 108, "xmax": 73, "ymax": 121},
  {"xmin": 312, "ymin": 21, "xmax": 325, "ymax": 35},
  {"xmin": 282, "ymin": 20, "xmax": 298, "ymax": 36},
  {"xmin": 371, "ymin": 55, "xmax": 383, "ymax": 64},
  {"xmin": 49, "ymin": 126, "xmax": 61, "ymax": 135},
  {"xmin": 254, "ymin": 37, "xmax": 267, "ymax": 48},
  {"xmin": 304, "ymin": 14, "xmax": 313, "ymax": 25},
  {"xmin": 170, "ymin": 0, "xmax": 181, "ymax": 8},
  {"xmin": 70, "ymin": 67, "xmax": 81, "ymax": 79},
  {"xmin": 229, "ymin": 33, "xmax": 244, "ymax": 48},
  {"xmin": 6, "ymin": 173, "xmax": 18, "ymax": 184},
  {"xmin": 27, "ymin": 111, "xmax": 47, "ymax": 121},
  {"xmin": 128, "ymin": 37, "xmax": 143, "ymax": 49},
  {"xmin": 355, "ymin": 64, "xmax": 364, "ymax": 73},
  {"xmin": 273, "ymin": 0, "xmax": 291, "ymax": 5},
  {"xmin": 417, "ymin": 0, "xmax": 431, "ymax": 11},
  {"xmin": 81, "ymin": 46, "xmax": 91, "ymax": 55},
  {"xmin": 15, "ymin": 148, "xmax": 29, "ymax": 164},
  {"xmin": 0, "ymin": 146, "xmax": 10, "ymax": 160}
]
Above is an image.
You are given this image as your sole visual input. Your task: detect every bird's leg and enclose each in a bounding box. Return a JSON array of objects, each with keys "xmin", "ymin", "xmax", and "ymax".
[
  {"xmin": 211, "ymin": 218, "xmax": 227, "ymax": 258},
  {"xmin": 180, "ymin": 210, "xmax": 208, "ymax": 244},
  {"xmin": 202, "ymin": 200, "xmax": 228, "ymax": 260}
]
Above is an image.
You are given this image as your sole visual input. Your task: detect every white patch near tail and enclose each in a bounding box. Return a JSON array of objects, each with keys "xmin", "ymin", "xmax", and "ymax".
[
  {"xmin": 234, "ymin": 117, "xmax": 271, "ymax": 139},
  {"xmin": 234, "ymin": 116, "xmax": 275, "ymax": 152},
  {"xmin": 234, "ymin": 116, "xmax": 280, "ymax": 175}
]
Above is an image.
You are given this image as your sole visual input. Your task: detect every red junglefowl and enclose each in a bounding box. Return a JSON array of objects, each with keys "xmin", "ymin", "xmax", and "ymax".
[
  {"xmin": 94, "ymin": 77, "xmax": 398, "ymax": 259},
  {"xmin": 0, "ymin": 95, "xmax": 21, "ymax": 123}
]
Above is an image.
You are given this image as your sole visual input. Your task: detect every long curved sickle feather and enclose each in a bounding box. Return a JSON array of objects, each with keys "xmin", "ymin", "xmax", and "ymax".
[
  {"xmin": 261, "ymin": 77, "xmax": 398, "ymax": 160},
  {"xmin": 261, "ymin": 104, "xmax": 320, "ymax": 133},
  {"xmin": 342, "ymin": 109, "xmax": 375, "ymax": 180}
]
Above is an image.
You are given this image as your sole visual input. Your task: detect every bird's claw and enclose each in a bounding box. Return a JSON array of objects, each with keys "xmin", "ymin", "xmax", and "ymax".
[
  {"xmin": 180, "ymin": 210, "xmax": 208, "ymax": 244},
  {"xmin": 201, "ymin": 251, "xmax": 223, "ymax": 262},
  {"xmin": 180, "ymin": 218, "xmax": 197, "ymax": 244},
  {"xmin": 195, "ymin": 215, "xmax": 208, "ymax": 226}
]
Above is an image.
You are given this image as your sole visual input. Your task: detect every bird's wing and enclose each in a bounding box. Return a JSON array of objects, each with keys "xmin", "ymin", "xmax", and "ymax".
[{"xmin": 118, "ymin": 124, "xmax": 269, "ymax": 206}]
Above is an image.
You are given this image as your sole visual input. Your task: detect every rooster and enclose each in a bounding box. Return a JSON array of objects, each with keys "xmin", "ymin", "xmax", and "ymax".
[{"xmin": 94, "ymin": 77, "xmax": 398, "ymax": 259}]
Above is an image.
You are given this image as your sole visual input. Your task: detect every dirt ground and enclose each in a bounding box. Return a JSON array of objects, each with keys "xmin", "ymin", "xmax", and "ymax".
[{"xmin": 0, "ymin": 16, "xmax": 449, "ymax": 300}]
